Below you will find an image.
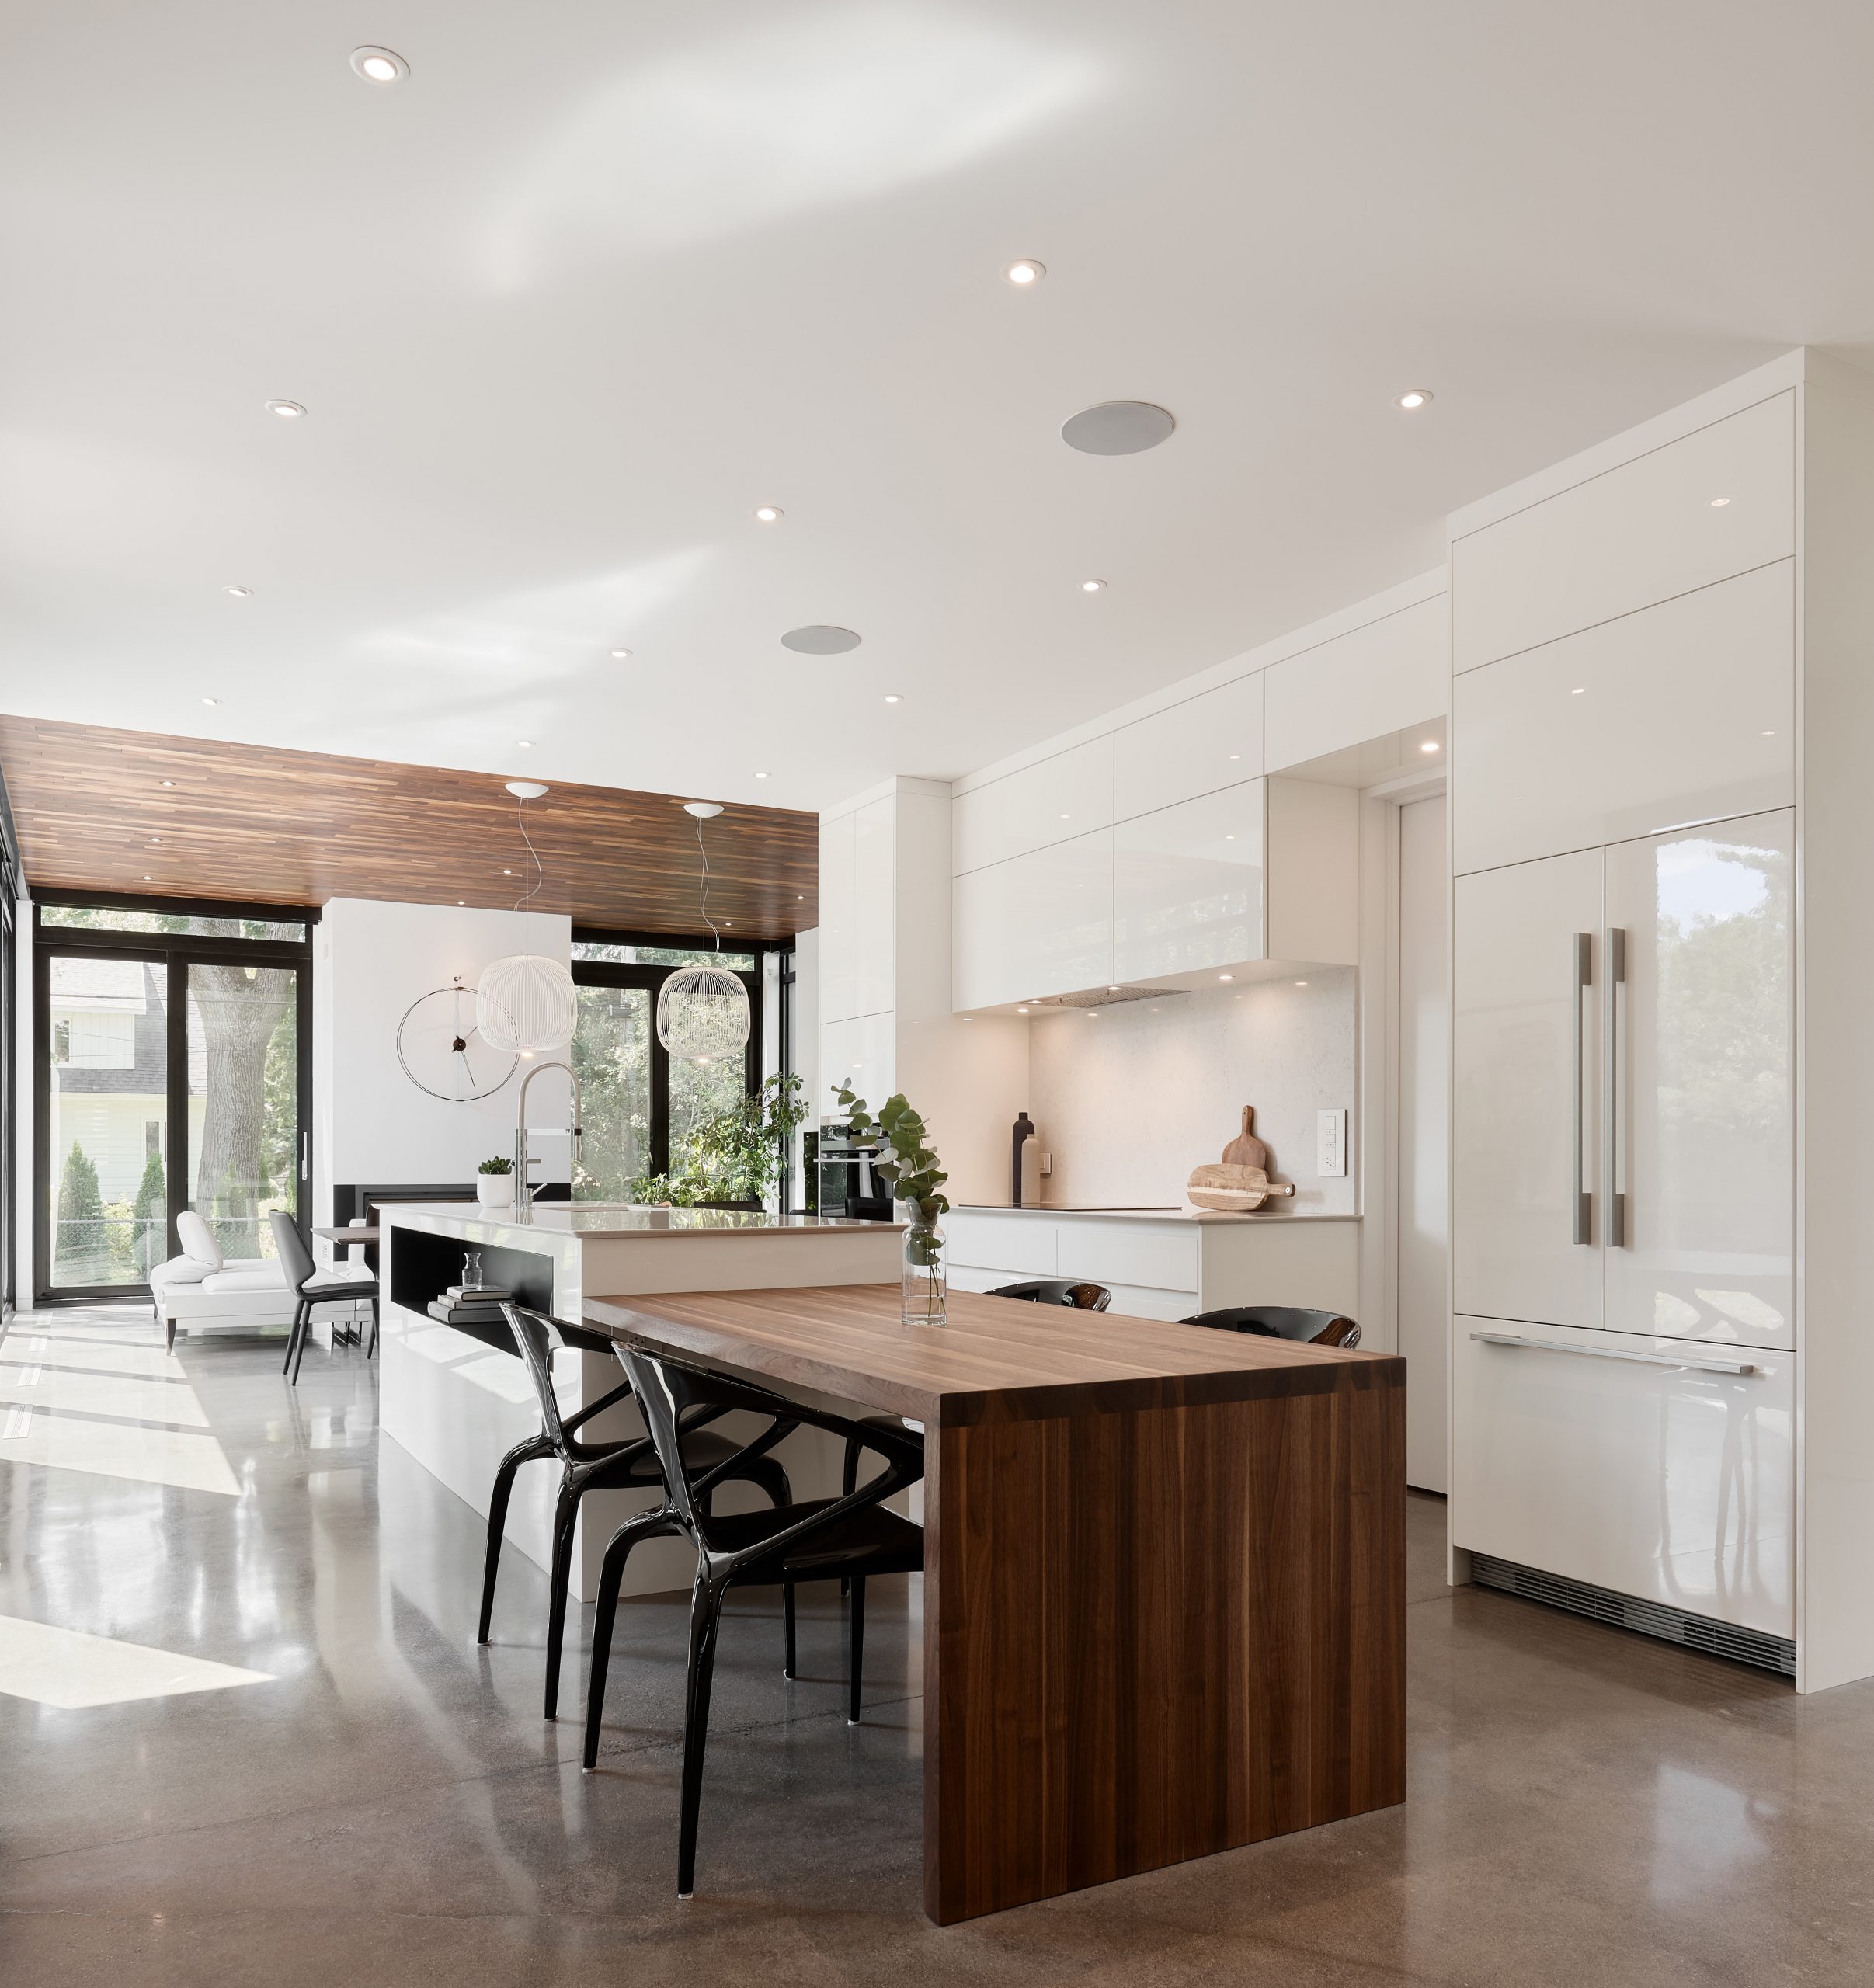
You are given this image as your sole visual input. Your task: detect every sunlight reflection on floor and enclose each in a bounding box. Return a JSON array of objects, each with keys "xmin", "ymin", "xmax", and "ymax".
[{"xmin": 0, "ymin": 1613, "xmax": 273, "ymax": 1708}]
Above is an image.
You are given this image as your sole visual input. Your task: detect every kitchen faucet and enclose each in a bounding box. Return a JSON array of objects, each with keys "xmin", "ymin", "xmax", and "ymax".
[{"xmin": 514, "ymin": 1059, "xmax": 583, "ymax": 1214}]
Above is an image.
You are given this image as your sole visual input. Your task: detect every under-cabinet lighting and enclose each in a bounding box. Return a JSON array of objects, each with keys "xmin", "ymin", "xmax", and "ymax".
[
  {"xmin": 1420, "ymin": 740, "xmax": 1439, "ymax": 753},
  {"xmin": 1219, "ymin": 973, "xmax": 1233, "ymax": 982},
  {"xmin": 1711, "ymin": 496, "xmax": 1730, "ymax": 507}
]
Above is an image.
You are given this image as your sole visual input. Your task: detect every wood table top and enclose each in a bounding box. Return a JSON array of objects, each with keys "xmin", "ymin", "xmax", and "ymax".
[{"xmin": 582, "ymin": 1284, "xmax": 1404, "ymax": 1426}]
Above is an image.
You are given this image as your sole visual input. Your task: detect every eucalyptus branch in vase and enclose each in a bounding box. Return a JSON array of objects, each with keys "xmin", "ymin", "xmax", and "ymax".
[{"xmin": 832, "ymin": 1081, "xmax": 951, "ymax": 1323}]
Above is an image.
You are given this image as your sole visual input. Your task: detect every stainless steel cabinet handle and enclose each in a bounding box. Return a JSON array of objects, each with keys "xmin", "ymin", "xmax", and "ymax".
[
  {"xmin": 1571, "ymin": 932, "xmax": 1592, "ymax": 1245},
  {"xmin": 1605, "ymin": 926, "xmax": 1628, "ymax": 1249},
  {"xmin": 1469, "ymin": 1329, "xmax": 1754, "ymax": 1375}
]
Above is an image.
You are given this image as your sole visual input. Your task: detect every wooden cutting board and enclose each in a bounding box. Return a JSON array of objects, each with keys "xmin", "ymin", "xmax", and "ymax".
[
  {"xmin": 1220, "ymin": 1106, "xmax": 1270, "ymax": 1171},
  {"xmin": 1186, "ymin": 1162, "xmax": 1295, "ymax": 1212}
]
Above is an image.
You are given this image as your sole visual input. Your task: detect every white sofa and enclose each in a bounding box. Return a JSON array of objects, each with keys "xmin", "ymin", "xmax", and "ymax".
[{"xmin": 150, "ymin": 1211, "xmax": 371, "ymax": 1353}]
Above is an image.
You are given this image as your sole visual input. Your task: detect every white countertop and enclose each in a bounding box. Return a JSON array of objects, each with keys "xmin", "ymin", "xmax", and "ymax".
[
  {"xmin": 954, "ymin": 1204, "xmax": 1360, "ymax": 1225},
  {"xmin": 383, "ymin": 1201, "xmax": 903, "ymax": 1242}
]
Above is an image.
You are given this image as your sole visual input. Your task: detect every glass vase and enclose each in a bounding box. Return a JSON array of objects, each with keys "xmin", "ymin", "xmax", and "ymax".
[{"xmin": 899, "ymin": 1200, "xmax": 947, "ymax": 1326}]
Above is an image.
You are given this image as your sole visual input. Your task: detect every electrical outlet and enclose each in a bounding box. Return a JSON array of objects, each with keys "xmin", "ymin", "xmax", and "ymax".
[{"xmin": 1316, "ymin": 1109, "xmax": 1347, "ymax": 1178}]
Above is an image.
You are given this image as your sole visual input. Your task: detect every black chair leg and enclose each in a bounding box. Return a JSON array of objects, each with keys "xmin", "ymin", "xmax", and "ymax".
[
  {"xmin": 583, "ymin": 1513, "xmax": 672, "ymax": 1770},
  {"xmin": 543, "ymin": 1477, "xmax": 580, "ymax": 1719},
  {"xmin": 676, "ymin": 1576, "xmax": 727, "ymax": 1900},
  {"xmin": 478, "ymin": 1437, "xmax": 545, "ymax": 1644},
  {"xmin": 847, "ymin": 1575, "xmax": 866, "ymax": 1726},
  {"xmin": 365, "ymin": 1297, "xmax": 379, "ymax": 1360},
  {"xmin": 281, "ymin": 1298, "xmax": 304, "ymax": 1375},
  {"xmin": 840, "ymin": 1437, "xmax": 861, "ymax": 1594},
  {"xmin": 783, "ymin": 1582, "xmax": 797, "ymax": 1680},
  {"xmin": 290, "ymin": 1302, "xmax": 313, "ymax": 1385}
]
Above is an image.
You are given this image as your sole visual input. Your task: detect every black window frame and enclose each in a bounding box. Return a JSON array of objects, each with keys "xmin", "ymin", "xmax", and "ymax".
[
  {"xmin": 569, "ymin": 928, "xmax": 768, "ymax": 1185},
  {"xmin": 0, "ymin": 773, "xmax": 19, "ymax": 1319},
  {"xmin": 32, "ymin": 890, "xmax": 315, "ymax": 1307}
]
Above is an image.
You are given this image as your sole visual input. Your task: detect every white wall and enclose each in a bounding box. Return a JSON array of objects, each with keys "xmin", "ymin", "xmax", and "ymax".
[
  {"xmin": 1024, "ymin": 971, "xmax": 1358, "ymax": 1215},
  {"xmin": 315, "ymin": 897, "xmax": 572, "ymax": 1222}
]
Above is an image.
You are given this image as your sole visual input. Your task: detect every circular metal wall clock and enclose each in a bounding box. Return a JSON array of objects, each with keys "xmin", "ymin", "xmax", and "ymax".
[{"xmin": 395, "ymin": 975, "xmax": 519, "ymax": 1102}]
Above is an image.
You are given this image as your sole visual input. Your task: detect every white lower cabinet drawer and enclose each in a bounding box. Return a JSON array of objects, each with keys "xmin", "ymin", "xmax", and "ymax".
[
  {"xmin": 1453, "ymin": 1315, "xmax": 1792, "ymax": 1639},
  {"xmin": 1058, "ymin": 1221, "xmax": 1201, "ymax": 1296},
  {"xmin": 944, "ymin": 1214, "xmax": 1058, "ymax": 1281}
]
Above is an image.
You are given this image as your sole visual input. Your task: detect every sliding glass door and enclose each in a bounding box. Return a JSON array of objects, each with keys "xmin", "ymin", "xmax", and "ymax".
[{"xmin": 34, "ymin": 902, "xmax": 311, "ymax": 1303}]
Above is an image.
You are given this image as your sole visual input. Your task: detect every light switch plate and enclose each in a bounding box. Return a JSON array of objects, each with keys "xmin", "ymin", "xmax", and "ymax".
[
  {"xmin": 1040, "ymin": 1152, "xmax": 1053, "ymax": 1177},
  {"xmin": 1316, "ymin": 1109, "xmax": 1347, "ymax": 1178}
]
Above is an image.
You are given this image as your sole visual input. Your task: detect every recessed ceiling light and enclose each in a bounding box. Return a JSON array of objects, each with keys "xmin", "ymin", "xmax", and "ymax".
[
  {"xmin": 1711, "ymin": 496, "xmax": 1731, "ymax": 508},
  {"xmin": 1107, "ymin": 985, "xmax": 1120, "ymax": 992},
  {"xmin": 882, "ymin": 693, "xmax": 902, "ymax": 704},
  {"xmin": 1224, "ymin": 834, "xmax": 1234, "ymax": 841},
  {"xmin": 797, "ymin": 895, "xmax": 805, "ymax": 901},
  {"xmin": 1395, "ymin": 389, "xmax": 1433, "ymax": 411},
  {"xmin": 1228, "ymin": 752, "xmax": 1240, "ymax": 759},
  {"xmin": 1016, "ymin": 1006, "xmax": 1028, "ymax": 1014},
  {"xmin": 224, "ymin": 586, "xmax": 252, "ymax": 598},
  {"xmin": 1059, "ymin": 812, "xmax": 1069, "ymax": 820},
  {"xmin": 265, "ymin": 400, "xmax": 305, "ymax": 419},
  {"xmin": 516, "ymin": 739, "xmax": 533, "ymax": 749},
  {"xmin": 782, "ymin": 624, "xmax": 861, "ymax": 655},
  {"xmin": 143, "ymin": 874, "xmax": 152, "ymax": 881},
  {"xmin": 349, "ymin": 46, "xmax": 409, "ymax": 85},
  {"xmin": 1219, "ymin": 973, "xmax": 1233, "ymax": 982},
  {"xmin": 1420, "ymin": 740, "xmax": 1440, "ymax": 754},
  {"xmin": 753, "ymin": 505, "xmax": 784, "ymax": 523},
  {"xmin": 1003, "ymin": 259, "xmax": 1045, "ymax": 286},
  {"xmin": 1295, "ymin": 979, "xmax": 1309, "ymax": 986},
  {"xmin": 1088, "ymin": 1011, "xmax": 1099, "ymax": 1018},
  {"xmin": 200, "ymin": 697, "xmax": 219, "ymax": 707},
  {"xmin": 148, "ymin": 837, "xmax": 162, "ymax": 846},
  {"xmin": 160, "ymin": 780, "xmax": 175, "ymax": 787},
  {"xmin": 1081, "ymin": 579, "xmax": 1105, "ymax": 593},
  {"xmin": 1572, "ymin": 686, "xmax": 1586, "ymax": 695},
  {"xmin": 502, "ymin": 868, "xmax": 513, "ymax": 877},
  {"xmin": 1062, "ymin": 401, "xmax": 1176, "ymax": 456},
  {"xmin": 1763, "ymin": 728, "xmax": 1777, "ymax": 735},
  {"xmin": 755, "ymin": 771, "xmax": 770, "ymax": 780},
  {"xmin": 458, "ymin": 900, "xmax": 465, "ymax": 906},
  {"xmin": 610, "ymin": 648, "xmax": 631, "ymax": 659}
]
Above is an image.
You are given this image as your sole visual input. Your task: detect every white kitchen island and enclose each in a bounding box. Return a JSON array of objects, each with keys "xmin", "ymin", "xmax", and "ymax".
[
  {"xmin": 377, "ymin": 1203, "xmax": 902, "ymax": 1601},
  {"xmin": 947, "ymin": 1204, "xmax": 1360, "ymax": 1321}
]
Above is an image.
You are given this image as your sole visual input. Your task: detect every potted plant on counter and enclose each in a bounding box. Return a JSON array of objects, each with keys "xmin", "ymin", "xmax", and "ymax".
[
  {"xmin": 830, "ymin": 1080, "xmax": 949, "ymax": 1326},
  {"xmin": 476, "ymin": 1154, "xmax": 514, "ymax": 1209}
]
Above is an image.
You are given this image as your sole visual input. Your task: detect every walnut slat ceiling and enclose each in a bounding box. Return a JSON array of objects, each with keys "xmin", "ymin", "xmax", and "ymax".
[{"xmin": 0, "ymin": 718, "xmax": 817, "ymax": 939}]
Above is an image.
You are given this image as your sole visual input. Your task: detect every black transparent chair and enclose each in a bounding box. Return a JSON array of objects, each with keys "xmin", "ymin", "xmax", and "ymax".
[
  {"xmin": 269, "ymin": 1210, "xmax": 379, "ymax": 1385},
  {"xmin": 986, "ymin": 1277, "xmax": 1112, "ymax": 1309},
  {"xmin": 582, "ymin": 1343, "xmax": 925, "ymax": 1899},
  {"xmin": 1180, "ymin": 1304, "xmax": 1361, "ymax": 1347},
  {"xmin": 481, "ymin": 1305, "xmax": 794, "ymax": 1721}
]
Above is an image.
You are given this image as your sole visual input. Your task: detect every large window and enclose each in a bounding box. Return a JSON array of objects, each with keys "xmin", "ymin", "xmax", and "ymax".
[
  {"xmin": 33, "ymin": 896, "xmax": 311, "ymax": 1302},
  {"xmin": 569, "ymin": 933, "xmax": 762, "ymax": 1199}
]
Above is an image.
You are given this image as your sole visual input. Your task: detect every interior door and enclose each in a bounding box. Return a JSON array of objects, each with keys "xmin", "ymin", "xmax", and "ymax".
[
  {"xmin": 1453, "ymin": 848, "xmax": 1605, "ymax": 1331},
  {"xmin": 1603, "ymin": 811, "xmax": 1794, "ymax": 1349},
  {"xmin": 1397, "ymin": 795, "xmax": 1450, "ymax": 1492}
]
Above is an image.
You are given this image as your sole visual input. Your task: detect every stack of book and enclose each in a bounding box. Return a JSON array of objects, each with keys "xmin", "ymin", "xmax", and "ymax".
[{"xmin": 427, "ymin": 1284, "xmax": 516, "ymax": 1327}]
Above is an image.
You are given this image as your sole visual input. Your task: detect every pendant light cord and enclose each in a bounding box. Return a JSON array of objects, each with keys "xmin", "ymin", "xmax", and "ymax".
[
  {"xmin": 513, "ymin": 794, "xmax": 544, "ymax": 912},
  {"xmin": 695, "ymin": 812, "xmax": 720, "ymax": 951}
]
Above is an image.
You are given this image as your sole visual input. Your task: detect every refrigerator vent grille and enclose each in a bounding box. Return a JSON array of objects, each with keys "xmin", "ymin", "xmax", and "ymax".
[{"xmin": 1469, "ymin": 1554, "xmax": 1796, "ymax": 1678}]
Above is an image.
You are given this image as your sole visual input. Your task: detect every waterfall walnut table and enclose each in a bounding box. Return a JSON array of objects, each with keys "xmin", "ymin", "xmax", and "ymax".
[{"xmin": 582, "ymin": 1282, "xmax": 1406, "ymax": 1925}]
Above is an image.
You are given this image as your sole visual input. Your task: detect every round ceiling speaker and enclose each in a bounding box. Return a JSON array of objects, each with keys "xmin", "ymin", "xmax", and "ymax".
[
  {"xmin": 781, "ymin": 625, "xmax": 862, "ymax": 655},
  {"xmin": 1061, "ymin": 401, "xmax": 1177, "ymax": 456},
  {"xmin": 656, "ymin": 964, "xmax": 751, "ymax": 1065},
  {"xmin": 475, "ymin": 954, "xmax": 577, "ymax": 1055}
]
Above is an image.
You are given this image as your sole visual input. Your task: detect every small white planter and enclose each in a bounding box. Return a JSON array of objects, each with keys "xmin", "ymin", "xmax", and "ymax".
[{"xmin": 476, "ymin": 1174, "xmax": 514, "ymax": 1209}]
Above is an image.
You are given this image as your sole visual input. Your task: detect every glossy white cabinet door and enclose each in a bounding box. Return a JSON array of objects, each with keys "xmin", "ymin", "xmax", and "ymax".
[
  {"xmin": 1264, "ymin": 593, "xmax": 1447, "ymax": 773},
  {"xmin": 1452, "ymin": 389, "xmax": 1795, "ymax": 673},
  {"xmin": 1453, "ymin": 850, "xmax": 1604, "ymax": 1331},
  {"xmin": 951, "ymin": 735, "xmax": 1113, "ymax": 876},
  {"xmin": 1604, "ymin": 812, "xmax": 1794, "ymax": 1350},
  {"xmin": 951, "ymin": 828, "xmax": 1114, "ymax": 1010},
  {"xmin": 818, "ymin": 808, "xmax": 857, "ymax": 1023},
  {"xmin": 819, "ymin": 1012, "xmax": 894, "ymax": 1121},
  {"xmin": 1452, "ymin": 559, "xmax": 1794, "ymax": 876},
  {"xmin": 1112, "ymin": 674, "xmax": 1263, "ymax": 821},
  {"xmin": 1453, "ymin": 1318, "xmax": 1793, "ymax": 1637},
  {"xmin": 851, "ymin": 795, "xmax": 895, "ymax": 1017},
  {"xmin": 1113, "ymin": 780, "xmax": 1264, "ymax": 981}
]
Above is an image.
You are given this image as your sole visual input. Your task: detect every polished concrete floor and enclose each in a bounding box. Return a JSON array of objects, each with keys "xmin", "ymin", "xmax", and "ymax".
[{"xmin": 2, "ymin": 1308, "xmax": 1871, "ymax": 1986}]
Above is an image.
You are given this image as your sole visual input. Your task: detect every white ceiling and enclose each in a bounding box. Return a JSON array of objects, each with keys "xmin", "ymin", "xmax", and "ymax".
[{"xmin": 5, "ymin": 1, "xmax": 1873, "ymax": 814}]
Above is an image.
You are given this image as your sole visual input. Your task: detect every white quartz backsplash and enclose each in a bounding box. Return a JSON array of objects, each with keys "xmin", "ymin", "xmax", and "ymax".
[{"xmin": 1024, "ymin": 970, "xmax": 1358, "ymax": 1215}]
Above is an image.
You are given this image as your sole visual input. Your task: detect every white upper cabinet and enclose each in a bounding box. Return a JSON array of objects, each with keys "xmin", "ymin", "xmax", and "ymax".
[
  {"xmin": 951, "ymin": 736, "xmax": 1113, "ymax": 877},
  {"xmin": 1452, "ymin": 559, "xmax": 1794, "ymax": 876},
  {"xmin": 951, "ymin": 828, "xmax": 1114, "ymax": 1010},
  {"xmin": 1112, "ymin": 675, "xmax": 1263, "ymax": 821},
  {"xmin": 1114, "ymin": 780, "xmax": 1265, "ymax": 981},
  {"xmin": 1452, "ymin": 849, "xmax": 1605, "ymax": 1333},
  {"xmin": 818, "ymin": 1010, "xmax": 893, "ymax": 1123},
  {"xmin": 851, "ymin": 795, "xmax": 895, "ymax": 1017},
  {"xmin": 817, "ymin": 807, "xmax": 857, "ymax": 1024},
  {"xmin": 1264, "ymin": 595, "xmax": 1448, "ymax": 773},
  {"xmin": 1603, "ymin": 812, "xmax": 1794, "ymax": 1350},
  {"xmin": 1452, "ymin": 391, "xmax": 1795, "ymax": 673}
]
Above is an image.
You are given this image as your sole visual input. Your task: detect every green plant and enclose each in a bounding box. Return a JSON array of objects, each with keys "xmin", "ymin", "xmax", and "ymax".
[
  {"xmin": 130, "ymin": 1149, "xmax": 166, "ymax": 1276},
  {"xmin": 628, "ymin": 1072, "xmax": 808, "ymax": 1207},
  {"xmin": 830, "ymin": 1082, "xmax": 948, "ymax": 1239},
  {"xmin": 54, "ymin": 1140, "xmax": 106, "ymax": 1281},
  {"xmin": 478, "ymin": 1154, "xmax": 513, "ymax": 1176}
]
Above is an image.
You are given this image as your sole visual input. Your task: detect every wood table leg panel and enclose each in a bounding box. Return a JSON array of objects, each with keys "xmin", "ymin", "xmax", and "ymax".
[{"xmin": 927, "ymin": 1372, "xmax": 1406, "ymax": 1924}]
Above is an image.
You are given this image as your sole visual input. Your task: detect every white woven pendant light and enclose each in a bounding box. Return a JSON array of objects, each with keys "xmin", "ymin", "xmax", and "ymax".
[
  {"xmin": 474, "ymin": 780, "xmax": 578, "ymax": 1054},
  {"xmin": 658, "ymin": 802, "xmax": 751, "ymax": 1064}
]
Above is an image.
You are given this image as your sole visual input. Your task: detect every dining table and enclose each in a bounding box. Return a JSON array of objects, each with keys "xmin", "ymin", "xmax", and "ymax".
[{"xmin": 582, "ymin": 1281, "xmax": 1406, "ymax": 1925}]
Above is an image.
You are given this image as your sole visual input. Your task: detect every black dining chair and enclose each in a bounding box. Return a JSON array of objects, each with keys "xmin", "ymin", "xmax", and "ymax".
[
  {"xmin": 269, "ymin": 1210, "xmax": 380, "ymax": 1385},
  {"xmin": 1180, "ymin": 1304, "xmax": 1361, "ymax": 1347},
  {"xmin": 986, "ymin": 1278, "xmax": 1112, "ymax": 1309},
  {"xmin": 483, "ymin": 1306, "xmax": 795, "ymax": 1721},
  {"xmin": 582, "ymin": 1343, "xmax": 925, "ymax": 1899}
]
